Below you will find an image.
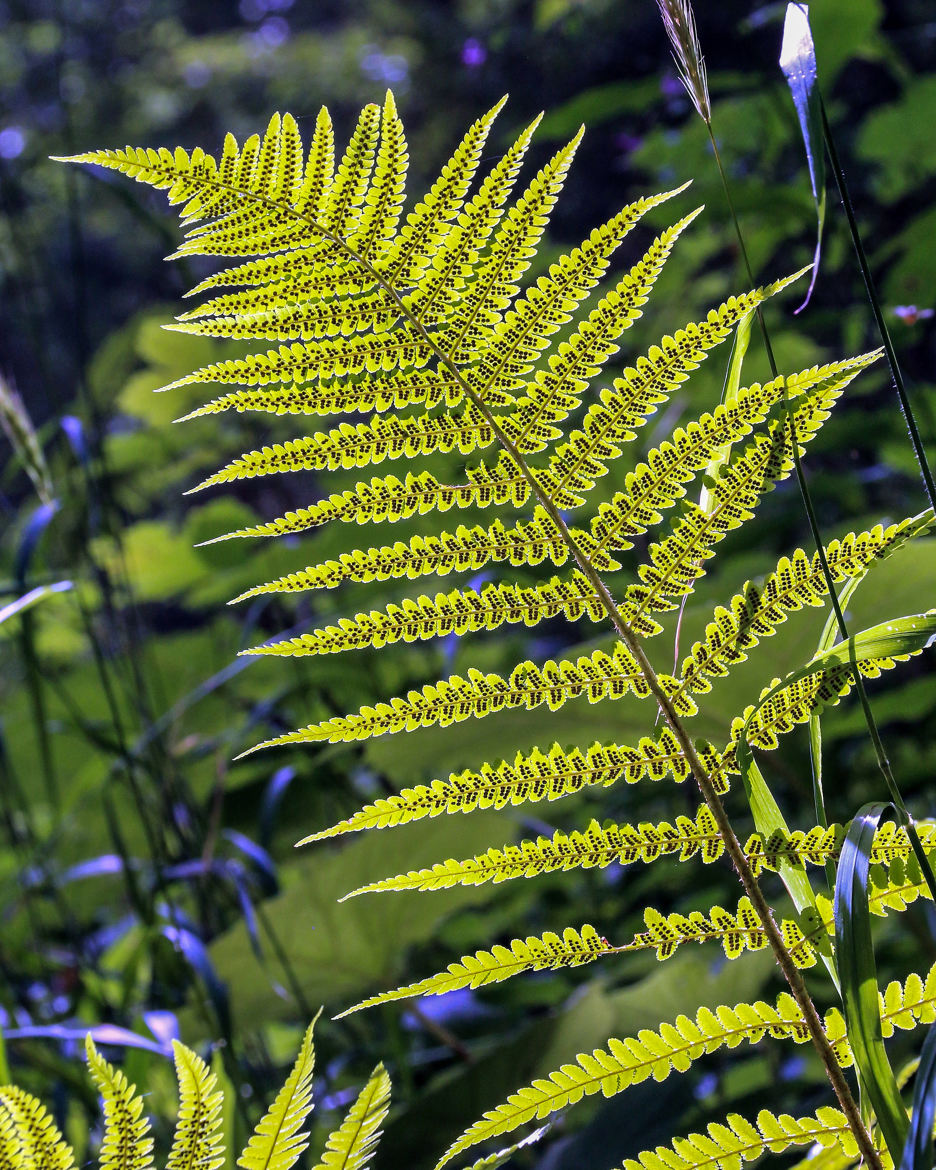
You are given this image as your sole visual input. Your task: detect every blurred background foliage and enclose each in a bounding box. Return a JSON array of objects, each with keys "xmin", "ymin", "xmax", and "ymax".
[{"xmin": 1, "ymin": 0, "xmax": 935, "ymax": 1167}]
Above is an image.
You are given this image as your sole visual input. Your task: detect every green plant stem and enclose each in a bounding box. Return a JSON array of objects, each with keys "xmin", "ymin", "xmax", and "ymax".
[
  {"xmin": 707, "ymin": 123, "xmax": 936, "ymax": 908},
  {"xmin": 186, "ymin": 175, "xmax": 879, "ymax": 1169},
  {"xmin": 819, "ymin": 98, "xmax": 936, "ymax": 513}
]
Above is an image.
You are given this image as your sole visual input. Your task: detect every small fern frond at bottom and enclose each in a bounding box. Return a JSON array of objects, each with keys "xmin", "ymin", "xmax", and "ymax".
[
  {"xmin": 623, "ymin": 1108, "xmax": 861, "ymax": 1170},
  {"xmin": 237, "ymin": 1019, "xmax": 317, "ymax": 1170},
  {"xmin": 86, "ymin": 1036, "xmax": 155, "ymax": 1170},
  {"xmin": 0, "ymin": 1086, "xmax": 76, "ymax": 1170},
  {"xmin": 168, "ymin": 1043, "xmax": 224, "ymax": 1170},
  {"xmin": 311, "ymin": 1064, "xmax": 390, "ymax": 1170},
  {"xmin": 431, "ymin": 991, "xmax": 848, "ymax": 1170}
]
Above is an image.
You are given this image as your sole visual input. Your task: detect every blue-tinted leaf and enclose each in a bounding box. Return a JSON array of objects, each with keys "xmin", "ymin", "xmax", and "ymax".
[
  {"xmin": 900, "ymin": 1022, "xmax": 936, "ymax": 1170},
  {"xmin": 0, "ymin": 580, "xmax": 72, "ymax": 627}
]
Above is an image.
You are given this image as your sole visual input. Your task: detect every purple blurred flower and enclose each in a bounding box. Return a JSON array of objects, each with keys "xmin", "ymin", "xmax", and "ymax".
[{"xmin": 461, "ymin": 38, "xmax": 486, "ymax": 68}]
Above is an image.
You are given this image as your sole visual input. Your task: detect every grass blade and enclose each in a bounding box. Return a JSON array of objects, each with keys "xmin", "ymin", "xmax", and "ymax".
[
  {"xmin": 899, "ymin": 1022, "xmax": 936, "ymax": 1170},
  {"xmin": 834, "ymin": 803, "xmax": 908, "ymax": 1161}
]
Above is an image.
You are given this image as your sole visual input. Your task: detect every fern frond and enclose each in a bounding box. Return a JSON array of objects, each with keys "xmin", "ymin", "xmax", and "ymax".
[
  {"xmin": 336, "ymin": 924, "xmax": 611, "ymax": 1018},
  {"xmin": 161, "ymin": 329, "xmax": 433, "ymax": 397},
  {"xmin": 343, "ymin": 814, "xmax": 936, "ymax": 898},
  {"xmin": 623, "ymin": 1107, "xmax": 860, "ymax": 1170},
  {"xmin": 299, "ymin": 735, "xmax": 729, "ymax": 846},
  {"xmin": 432, "ymin": 991, "xmax": 845, "ymax": 1170},
  {"xmin": 350, "ymin": 91, "xmax": 408, "ymax": 263},
  {"xmin": 0, "ymin": 1086, "xmax": 76, "ymax": 1170},
  {"xmin": 425, "ymin": 127, "xmax": 583, "ymax": 354},
  {"xmin": 620, "ymin": 361, "xmax": 861, "ymax": 637},
  {"xmin": 536, "ymin": 272, "xmax": 806, "ymax": 508},
  {"xmin": 237, "ymin": 1019, "xmax": 317, "ymax": 1170},
  {"xmin": 178, "ymin": 371, "xmax": 463, "ymax": 423},
  {"xmin": 86, "ymin": 1036, "xmax": 155, "ymax": 1170},
  {"xmin": 677, "ymin": 509, "xmax": 931, "ymax": 697},
  {"xmin": 466, "ymin": 190, "xmax": 694, "ymax": 403},
  {"xmin": 229, "ymin": 507, "xmax": 603, "ymax": 599},
  {"xmin": 589, "ymin": 355, "xmax": 880, "ymax": 555},
  {"xmin": 241, "ymin": 640, "xmax": 687, "ymax": 752},
  {"xmin": 503, "ymin": 208, "xmax": 699, "ymax": 453},
  {"xmin": 244, "ymin": 573, "xmax": 606, "ymax": 657},
  {"xmin": 310, "ymin": 1064, "xmax": 390, "ymax": 1170},
  {"xmin": 167, "ymin": 1043, "xmax": 224, "ymax": 1170}
]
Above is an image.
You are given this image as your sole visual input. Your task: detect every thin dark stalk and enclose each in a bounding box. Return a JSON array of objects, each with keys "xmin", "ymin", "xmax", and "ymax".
[{"xmin": 819, "ymin": 98, "xmax": 936, "ymax": 512}]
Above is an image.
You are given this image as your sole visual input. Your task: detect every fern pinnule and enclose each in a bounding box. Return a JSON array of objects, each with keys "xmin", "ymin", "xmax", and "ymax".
[{"xmin": 85, "ymin": 1036, "xmax": 155, "ymax": 1170}]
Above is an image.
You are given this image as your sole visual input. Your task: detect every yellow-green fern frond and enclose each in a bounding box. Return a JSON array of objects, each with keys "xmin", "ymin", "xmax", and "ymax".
[
  {"xmin": 538, "ymin": 271, "xmax": 806, "ymax": 508},
  {"xmin": 342, "ymin": 815, "xmax": 936, "ymax": 898},
  {"xmin": 85, "ymin": 1036, "xmax": 155, "ymax": 1170},
  {"xmin": 240, "ymin": 640, "xmax": 678, "ymax": 752},
  {"xmin": 350, "ymin": 91, "xmax": 408, "ymax": 263},
  {"xmin": 310, "ymin": 1064, "xmax": 390, "ymax": 1170},
  {"xmin": 178, "ymin": 371, "xmax": 464, "ymax": 423},
  {"xmin": 445, "ymin": 129, "xmax": 584, "ymax": 361},
  {"xmin": 433, "ymin": 992, "xmax": 845, "ymax": 1170},
  {"xmin": 229, "ymin": 507, "xmax": 607, "ymax": 600},
  {"xmin": 244, "ymin": 574, "xmax": 606, "ymax": 658},
  {"xmin": 167, "ymin": 1043, "xmax": 224, "ymax": 1170},
  {"xmin": 336, "ymin": 924, "xmax": 611, "ymax": 1018},
  {"xmin": 338, "ymin": 898, "xmax": 820, "ymax": 1020},
  {"xmin": 0, "ymin": 1086, "xmax": 76, "ymax": 1170},
  {"xmin": 677, "ymin": 509, "xmax": 932, "ymax": 698},
  {"xmin": 299, "ymin": 735, "xmax": 729, "ymax": 846},
  {"xmin": 161, "ymin": 329, "xmax": 433, "ymax": 397},
  {"xmin": 237, "ymin": 1018, "xmax": 317, "ymax": 1170},
  {"xmin": 468, "ymin": 190, "xmax": 693, "ymax": 402},
  {"xmin": 623, "ymin": 1108, "xmax": 861, "ymax": 1170}
]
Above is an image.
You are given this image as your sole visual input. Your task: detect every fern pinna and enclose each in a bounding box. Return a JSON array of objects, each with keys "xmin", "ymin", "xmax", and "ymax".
[{"xmin": 61, "ymin": 94, "xmax": 936, "ymax": 1170}]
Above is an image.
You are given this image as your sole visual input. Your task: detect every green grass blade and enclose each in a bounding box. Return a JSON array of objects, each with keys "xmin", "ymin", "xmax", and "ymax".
[{"xmin": 834, "ymin": 802, "xmax": 908, "ymax": 1161}]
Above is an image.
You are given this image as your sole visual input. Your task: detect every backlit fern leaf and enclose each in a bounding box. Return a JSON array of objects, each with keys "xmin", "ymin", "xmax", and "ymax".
[
  {"xmin": 433, "ymin": 992, "xmax": 847, "ymax": 1170},
  {"xmin": 622, "ymin": 1108, "xmax": 860, "ymax": 1170},
  {"xmin": 242, "ymin": 641, "xmax": 696, "ymax": 752},
  {"xmin": 677, "ymin": 510, "xmax": 933, "ymax": 697},
  {"xmin": 299, "ymin": 735, "xmax": 728, "ymax": 845},
  {"xmin": 310, "ymin": 1064, "xmax": 390, "ymax": 1170},
  {"xmin": 0, "ymin": 1087, "xmax": 75, "ymax": 1170},
  {"xmin": 336, "ymin": 924, "xmax": 611, "ymax": 1018},
  {"xmin": 86, "ymin": 1037, "xmax": 155, "ymax": 1170},
  {"xmin": 167, "ymin": 1043, "xmax": 224, "ymax": 1170},
  {"xmin": 339, "ymin": 899, "xmax": 817, "ymax": 1020},
  {"xmin": 245, "ymin": 573, "xmax": 606, "ymax": 657},
  {"xmin": 237, "ymin": 1019, "xmax": 316, "ymax": 1170}
]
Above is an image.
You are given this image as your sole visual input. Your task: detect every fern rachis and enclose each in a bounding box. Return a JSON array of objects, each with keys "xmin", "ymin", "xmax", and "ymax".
[{"xmin": 60, "ymin": 93, "xmax": 935, "ymax": 1170}]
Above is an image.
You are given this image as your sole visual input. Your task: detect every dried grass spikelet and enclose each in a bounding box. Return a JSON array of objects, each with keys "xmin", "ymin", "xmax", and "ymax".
[{"xmin": 656, "ymin": 0, "xmax": 711, "ymax": 124}]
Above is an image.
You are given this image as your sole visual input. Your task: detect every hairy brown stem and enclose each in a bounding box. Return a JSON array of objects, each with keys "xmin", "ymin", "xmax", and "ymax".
[{"xmin": 186, "ymin": 173, "xmax": 879, "ymax": 1169}]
